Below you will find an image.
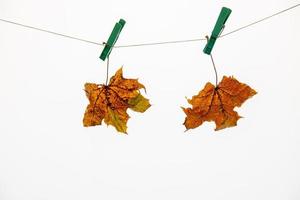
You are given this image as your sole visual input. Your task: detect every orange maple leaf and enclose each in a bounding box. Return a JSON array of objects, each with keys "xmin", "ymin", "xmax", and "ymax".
[
  {"xmin": 182, "ymin": 76, "xmax": 256, "ymax": 131},
  {"xmin": 83, "ymin": 67, "xmax": 151, "ymax": 134}
]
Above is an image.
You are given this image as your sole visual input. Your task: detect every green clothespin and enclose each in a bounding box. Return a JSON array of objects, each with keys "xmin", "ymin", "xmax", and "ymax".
[
  {"xmin": 203, "ymin": 7, "xmax": 231, "ymax": 55},
  {"xmin": 100, "ymin": 19, "xmax": 126, "ymax": 61}
]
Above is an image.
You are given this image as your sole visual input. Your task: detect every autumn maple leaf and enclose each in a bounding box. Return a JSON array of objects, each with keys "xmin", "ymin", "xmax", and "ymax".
[
  {"xmin": 83, "ymin": 67, "xmax": 151, "ymax": 133},
  {"xmin": 182, "ymin": 76, "xmax": 256, "ymax": 131}
]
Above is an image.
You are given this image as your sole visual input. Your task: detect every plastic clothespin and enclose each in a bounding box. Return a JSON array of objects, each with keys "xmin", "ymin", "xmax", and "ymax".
[
  {"xmin": 203, "ymin": 7, "xmax": 232, "ymax": 55},
  {"xmin": 100, "ymin": 19, "xmax": 126, "ymax": 61}
]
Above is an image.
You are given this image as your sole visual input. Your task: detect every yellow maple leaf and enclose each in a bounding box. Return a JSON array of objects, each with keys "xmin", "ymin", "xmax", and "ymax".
[{"xmin": 83, "ymin": 67, "xmax": 151, "ymax": 133}]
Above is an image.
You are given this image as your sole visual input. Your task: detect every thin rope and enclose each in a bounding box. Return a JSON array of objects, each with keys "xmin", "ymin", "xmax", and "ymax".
[
  {"xmin": 219, "ymin": 3, "xmax": 300, "ymax": 38},
  {"xmin": 0, "ymin": 3, "xmax": 299, "ymax": 48},
  {"xmin": 114, "ymin": 38, "xmax": 207, "ymax": 48},
  {"xmin": 0, "ymin": 18, "xmax": 103, "ymax": 46}
]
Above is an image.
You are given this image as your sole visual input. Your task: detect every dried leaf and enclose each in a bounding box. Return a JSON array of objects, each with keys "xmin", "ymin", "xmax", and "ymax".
[
  {"xmin": 182, "ymin": 76, "xmax": 256, "ymax": 131},
  {"xmin": 83, "ymin": 67, "xmax": 151, "ymax": 133}
]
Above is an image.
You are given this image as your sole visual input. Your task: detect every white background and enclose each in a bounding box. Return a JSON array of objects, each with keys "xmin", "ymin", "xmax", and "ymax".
[{"xmin": 0, "ymin": 0, "xmax": 300, "ymax": 199}]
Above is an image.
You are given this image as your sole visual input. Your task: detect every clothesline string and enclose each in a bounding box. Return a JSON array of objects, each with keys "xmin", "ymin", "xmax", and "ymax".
[{"xmin": 0, "ymin": 3, "xmax": 299, "ymax": 48}]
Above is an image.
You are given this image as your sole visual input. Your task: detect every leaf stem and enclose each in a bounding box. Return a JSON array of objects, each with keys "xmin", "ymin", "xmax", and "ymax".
[
  {"xmin": 105, "ymin": 56, "xmax": 110, "ymax": 86},
  {"xmin": 209, "ymin": 53, "xmax": 218, "ymax": 86},
  {"xmin": 205, "ymin": 36, "xmax": 219, "ymax": 86}
]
